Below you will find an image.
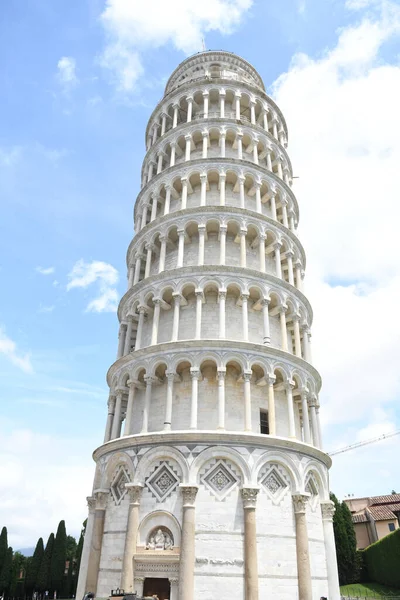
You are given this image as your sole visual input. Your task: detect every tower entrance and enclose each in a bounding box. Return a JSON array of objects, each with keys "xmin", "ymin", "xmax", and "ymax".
[{"xmin": 143, "ymin": 577, "xmax": 170, "ymax": 599}]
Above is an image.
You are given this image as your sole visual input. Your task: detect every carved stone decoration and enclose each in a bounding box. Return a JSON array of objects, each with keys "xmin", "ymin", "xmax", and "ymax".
[
  {"xmin": 146, "ymin": 526, "xmax": 174, "ymax": 551},
  {"xmin": 94, "ymin": 489, "xmax": 109, "ymax": 510},
  {"xmin": 259, "ymin": 463, "xmax": 290, "ymax": 506},
  {"xmin": 201, "ymin": 459, "xmax": 239, "ymax": 501},
  {"xmin": 180, "ymin": 485, "xmax": 199, "ymax": 506},
  {"xmin": 292, "ymin": 494, "xmax": 309, "ymax": 514},
  {"xmin": 125, "ymin": 483, "xmax": 143, "ymax": 504},
  {"xmin": 146, "ymin": 462, "xmax": 180, "ymax": 502},
  {"xmin": 305, "ymin": 472, "xmax": 319, "ymax": 511},
  {"xmin": 241, "ymin": 487, "xmax": 259, "ymax": 509},
  {"xmin": 86, "ymin": 496, "xmax": 96, "ymax": 512},
  {"xmin": 196, "ymin": 557, "xmax": 244, "ymax": 566},
  {"xmin": 321, "ymin": 501, "xmax": 336, "ymax": 521},
  {"xmin": 110, "ymin": 466, "xmax": 131, "ymax": 505}
]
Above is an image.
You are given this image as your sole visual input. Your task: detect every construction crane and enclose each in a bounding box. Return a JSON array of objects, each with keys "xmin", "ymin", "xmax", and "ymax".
[{"xmin": 327, "ymin": 429, "xmax": 400, "ymax": 456}]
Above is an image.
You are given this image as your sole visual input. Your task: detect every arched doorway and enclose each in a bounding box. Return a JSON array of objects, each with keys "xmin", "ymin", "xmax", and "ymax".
[{"xmin": 143, "ymin": 577, "xmax": 171, "ymax": 599}]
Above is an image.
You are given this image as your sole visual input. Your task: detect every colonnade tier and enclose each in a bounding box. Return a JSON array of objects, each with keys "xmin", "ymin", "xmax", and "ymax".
[
  {"xmin": 133, "ymin": 160, "xmax": 299, "ymax": 233},
  {"xmin": 145, "ymin": 77, "xmax": 288, "ymax": 153},
  {"xmin": 117, "ymin": 267, "xmax": 312, "ymax": 359},
  {"xmin": 125, "ymin": 208, "xmax": 305, "ymax": 293},
  {"xmin": 141, "ymin": 119, "xmax": 292, "ymax": 188},
  {"xmin": 104, "ymin": 341, "xmax": 321, "ymax": 446}
]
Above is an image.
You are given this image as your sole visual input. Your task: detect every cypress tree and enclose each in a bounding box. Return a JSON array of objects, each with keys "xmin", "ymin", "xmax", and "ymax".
[
  {"xmin": 50, "ymin": 521, "xmax": 67, "ymax": 595},
  {"xmin": 0, "ymin": 546, "xmax": 13, "ymax": 596},
  {"xmin": 341, "ymin": 499, "xmax": 358, "ymax": 583},
  {"xmin": 9, "ymin": 551, "xmax": 25, "ymax": 597},
  {"xmin": 0, "ymin": 527, "xmax": 8, "ymax": 575},
  {"xmin": 331, "ymin": 492, "xmax": 349, "ymax": 584},
  {"xmin": 36, "ymin": 533, "xmax": 54, "ymax": 593},
  {"xmin": 25, "ymin": 537, "xmax": 44, "ymax": 596}
]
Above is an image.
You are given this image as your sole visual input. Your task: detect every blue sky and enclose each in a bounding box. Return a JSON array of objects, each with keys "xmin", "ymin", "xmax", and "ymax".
[{"xmin": 1, "ymin": 0, "xmax": 400, "ymax": 547}]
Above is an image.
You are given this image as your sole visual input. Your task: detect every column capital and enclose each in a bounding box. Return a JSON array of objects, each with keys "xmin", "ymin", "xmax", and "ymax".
[
  {"xmin": 184, "ymin": 133, "xmax": 192, "ymax": 142},
  {"xmin": 217, "ymin": 368, "xmax": 226, "ymax": 380},
  {"xmin": 201, "ymin": 130, "xmax": 208, "ymax": 138},
  {"xmin": 115, "ymin": 387, "xmax": 126, "ymax": 398},
  {"xmin": 108, "ymin": 394, "xmax": 116, "ymax": 411},
  {"xmin": 273, "ymin": 240, "xmax": 282, "ymax": 250},
  {"xmin": 240, "ymin": 227, "xmax": 247, "ymax": 236},
  {"xmin": 219, "ymin": 171, "xmax": 226, "ymax": 179},
  {"xmin": 308, "ymin": 396, "xmax": 318, "ymax": 408},
  {"xmin": 284, "ymin": 380, "xmax": 295, "ymax": 391},
  {"xmin": 93, "ymin": 488, "xmax": 109, "ymax": 510},
  {"xmin": 236, "ymin": 131, "xmax": 243, "ymax": 139},
  {"xmin": 200, "ymin": 172, "xmax": 208, "ymax": 181},
  {"xmin": 152, "ymin": 297, "xmax": 162, "ymax": 306},
  {"xmin": 234, "ymin": 90, "xmax": 242, "ymax": 98},
  {"xmin": 166, "ymin": 370, "xmax": 176, "ymax": 382},
  {"xmin": 169, "ymin": 140, "xmax": 176, "ymax": 149},
  {"xmin": 218, "ymin": 289, "xmax": 227, "ymax": 300},
  {"xmin": 266, "ymin": 374, "xmax": 276, "ymax": 386},
  {"xmin": 138, "ymin": 305, "xmax": 148, "ymax": 315},
  {"xmin": 198, "ymin": 223, "xmax": 206, "ymax": 233},
  {"xmin": 127, "ymin": 379, "xmax": 136, "ymax": 390},
  {"xmin": 186, "ymin": 95, "xmax": 194, "ymax": 102},
  {"xmin": 241, "ymin": 293, "xmax": 249, "ymax": 302},
  {"xmin": 243, "ymin": 370, "xmax": 252, "ymax": 382},
  {"xmin": 180, "ymin": 484, "xmax": 199, "ymax": 507},
  {"xmin": 87, "ymin": 495, "xmax": 96, "ymax": 513},
  {"xmin": 292, "ymin": 493, "xmax": 309, "ymax": 514},
  {"xmin": 321, "ymin": 501, "xmax": 336, "ymax": 521},
  {"xmin": 172, "ymin": 292, "xmax": 183, "ymax": 304},
  {"xmin": 190, "ymin": 368, "xmax": 201, "ymax": 380},
  {"xmin": 195, "ymin": 289, "xmax": 204, "ymax": 299},
  {"xmin": 279, "ymin": 304, "xmax": 288, "ymax": 315},
  {"xmin": 261, "ymin": 297, "xmax": 270, "ymax": 307},
  {"xmin": 241, "ymin": 487, "xmax": 259, "ymax": 509},
  {"xmin": 259, "ymin": 232, "xmax": 267, "ymax": 242},
  {"xmin": 285, "ymin": 249, "xmax": 295, "ymax": 259},
  {"xmin": 125, "ymin": 483, "xmax": 143, "ymax": 505},
  {"xmin": 144, "ymin": 375, "xmax": 158, "ymax": 386},
  {"xmin": 202, "ymin": 89, "xmax": 209, "ymax": 97},
  {"xmin": 145, "ymin": 242, "xmax": 156, "ymax": 252},
  {"xmin": 238, "ymin": 174, "xmax": 246, "ymax": 183},
  {"xmin": 219, "ymin": 224, "xmax": 227, "ymax": 234},
  {"xmin": 219, "ymin": 88, "xmax": 226, "ymax": 96}
]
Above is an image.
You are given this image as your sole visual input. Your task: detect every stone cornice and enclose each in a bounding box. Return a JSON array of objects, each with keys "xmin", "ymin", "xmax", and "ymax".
[
  {"xmin": 106, "ymin": 339, "xmax": 322, "ymax": 391},
  {"xmin": 127, "ymin": 205, "xmax": 305, "ymax": 268},
  {"xmin": 118, "ymin": 264, "xmax": 313, "ymax": 325},
  {"xmin": 145, "ymin": 77, "xmax": 288, "ymax": 144},
  {"xmin": 141, "ymin": 116, "xmax": 292, "ymax": 179},
  {"xmin": 134, "ymin": 157, "xmax": 299, "ymax": 223},
  {"xmin": 93, "ymin": 430, "xmax": 332, "ymax": 469}
]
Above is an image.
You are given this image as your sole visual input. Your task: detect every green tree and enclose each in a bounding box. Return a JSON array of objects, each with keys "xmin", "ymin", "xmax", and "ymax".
[
  {"xmin": 36, "ymin": 533, "xmax": 54, "ymax": 593},
  {"xmin": 65, "ymin": 536, "xmax": 77, "ymax": 561},
  {"xmin": 331, "ymin": 493, "xmax": 359, "ymax": 585},
  {"xmin": 0, "ymin": 546, "xmax": 13, "ymax": 596},
  {"xmin": 50, "ymin": 521, "xmax": 67, "ymax": 595},
  {"xmin": 0, "ymin": 527, "xmax": 8, "ymax": 576},
  {"xmin": 9, "ymin": 551, "xmax": 26, "ymax": 597},
  {"xmin": 341, "ymin": 499, "xmax": 359, "ymax": 583},
  {"xmin": 73, "ymin": 520, "xmax": 86, "ymax": 598},
  {"xmin": 25, "ymin": 537, "xmax": 44, "ymax": 596}
]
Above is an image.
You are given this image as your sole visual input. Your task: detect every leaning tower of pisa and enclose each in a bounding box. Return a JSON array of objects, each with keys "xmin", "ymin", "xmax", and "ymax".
[{"xmin": 76, "ymin": 51, "xmax": 340, "ymax": 600}]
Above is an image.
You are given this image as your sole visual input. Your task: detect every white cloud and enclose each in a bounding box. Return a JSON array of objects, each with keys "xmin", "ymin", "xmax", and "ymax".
[
  {"xmin": 57, "ymin": 56, "xmax": 78, "ymax": 88},
  {"xmin": 271, "ymin": 0, "xmax": 400, "ymax": 496},
  {"xmin": 0, "ymin": 328, "xmax": 34, "ymax": 374},
  {"xmin": 36, "ymin": 266, "xmax": 55, "ymax": 275},
  {"xmin": 0, "ymin": 146, "xmax": 22, "ymax": 167},
  {"xmin": 67, "ymin": 259, "xmax": 119, "ymax": 313},
  {"xmin": 38, "ymin": 304, "xmax": 55, "ymax": 313},
  {"xmin": 99, "ymin": 0, "xmax": 253, "ymax": 91}
]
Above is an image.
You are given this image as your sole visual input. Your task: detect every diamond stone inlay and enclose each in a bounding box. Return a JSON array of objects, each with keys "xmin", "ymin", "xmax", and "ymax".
[
  {"xmin": 146, "ymin": 462, "xmax": 179, "ymax": 502},
  {"xmin": 201, "ymin": 460, "xmax": 239, "ymax": 500},
  {"xmin": 111, "ymin": 466, "xmax": 130, "ymax": 504},
  {"xmin": 264, "ymin": 472, "xmax": 284, "ymax": 494},
  {"xmin": 259, "ymin": 464, "xmax": 290, "ymax": 505}
]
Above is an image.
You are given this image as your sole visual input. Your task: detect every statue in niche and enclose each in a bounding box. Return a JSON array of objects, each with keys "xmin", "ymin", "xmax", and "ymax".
[{"xmin": 146, "ymin": 528, "xmax": 174, "ymax": 550}]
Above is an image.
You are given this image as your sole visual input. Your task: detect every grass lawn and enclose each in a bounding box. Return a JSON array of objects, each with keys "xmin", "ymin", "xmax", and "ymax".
[{"xmin": 341, "ymin": 582, "xmax": 400, "ymax": 597}]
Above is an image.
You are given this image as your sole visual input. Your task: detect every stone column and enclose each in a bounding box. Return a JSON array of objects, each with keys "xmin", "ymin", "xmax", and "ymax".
[
  {"xmin": 219, "ymin": 172, "xmax": 226, "ymax": 206},
  {"xmin": 121, "ymin": 485, "xmax": 143, "ymax": 592},
  {"xmin": 170, "ymin": 578, "xmax": 179, "ymax": 600},
  {"xmin": 203, "ymin": 90, "xmax": 209, "ymax": 118},
  {"xmin": 250, "ymin": 101, "xmax": 256, "ymax": 125},
  {"xmin": 133, "ymin": 254, "xmax": 142, "ymax": 285},
  {"xmin": 86, "ymin": 490, "xmax": 109, "ymax": 595},
  {"xmin": 243, "ymin": 370, "xmax": 252, "ymax": 431},
  {"xmin": 301, "ymin": 390, "xmax": 311, "ymax": 444},
  {"xmin": 160, "ymin": 113, "xmax": 167, "ymax": 136},
  {"xmin": 295, "ymin": 262, "xmax": 303, "ymax": 291},
  {"xmin": 281, "ymin": 199, "xmax": 289, "ymax": 228},
  {"xmin": 147, "ymin": 161, "xmax": 154, "ymax": 182},
  {"xmin": 152, "ymin": 122, "xmax": 158, "ymax": 144},
  {"xmin": 293, "ymin": 315, "xmax": 302, "ymax": 358},
  {"xmin": 117, "ymin": 323, "xmax": 127, "ymax": 359},
  {"xmin": 123, "ymin": 380, "xmax": 136, "ymax": 436},
  {"xmin": 185, "ymin": 134, "xmax": 192, "ymax": 161},
  {"xmin": 241, "ymin": 293, "xmax": 249, "ymax": 342},
  {"xmin": 285, "ymin": 382, "xmax": 296, "ymax": 439},
  {"xmin": 292, "ymin": 494, "xmax": 312, "ymax": 600},
  {"xmin": 220, "ymin": 130, "xmax": 226, "ymax": 158},
  {"xmin": 151, "ymin": 298, "xmax": 161, "ymax": 346},
  {"xmin": 262, "ymin": 299, "xmax": 270, "ymax": 345},
  {"xmin": 158, "ymin": 235, "xmax": 167, "ymax": 273},
  {"xmin": 113, "ymin": 388, "xmax": 125, "ymax": 438},
  {"xmin": 217, "ymin": 368, "xmax": 226, "ymax": 429},
  {"xmin": 241, "ymin": 488, "xmax": 260, "ymax": 600},
  {"xmin": 274, "ymin": 242, "xmax": 282, "ymax": 278},
  {"xmin": 216, "ymin": 289, "xmax": 227, "ymax": 338},
  {"xmin": 316, "ymin": 403, "xmax": 323, "ymax": 450},
  {"xmin": 321, "ymin": 502, "xmax": 341, "ymax": 600},
  {"xmin": 195, "ymin": 290, "xmax": 203, "ymax": 340},
  {"xmin": 181, "ymin": 177, "xmax": 188, "ymax": 209},
  {"xmin": 198, "ymin": 224, "xmax": 206, "ymax": 266},
  {"xmin": 141, "ymin": 203, "xmax": 149, "ymax": 230},
  {"xmin": 170, "ymin": 142, "xmax": 176, "ymax": 166},
  {"xmin": 164, "ymin": 371, "xmax": 175, "ymax": 430},
  {"xmin": 279, "ymin": 306, "xmax": 288, "ymax": 351},
  {"xmin": 124, "ymin": 316, "xmax": 133, "ymax": 356},
  {"xmin": 187, "ymin": 96, "xmax": 193, "ymax": 122},
  {"xmin": 219, "ymin": 224, "xmax": 227, "ymax": 265},
  {"xmin": 104, "ymin": 395, "xmax": 116, "ymax": 443},
  {"xmin": 76, "ymin": 496, "xmax": 96, "ymax": 599},
  {"xmin": 287, "ymin": 251, "xmax": 295, "ymax": 285},
  {"xmin": 172, "ymin": 103, "xmax": 179, "ymax": 128},
  {"xmin": 259, "ymin": 234, "xmax": 266, "ymax": 272},
  {"xmin": 235, "ymin": 92, "xmax": 241, "ymax": 120},
  {"xmin": 200, "ymin": 173, "xmax": 207, "ymax": 205},
  {"xmin": 172, "ymin": 293, "xmax": 181, "ymax": 341},
  {"xmin": 164, "ymin": 186, "xmax": 171, "ymax": 215},
  {"xmin": 141, "ymin": 375, "xmax": 155, "ymax": 433},
  {"xmin": 144, "ymin": 242, "xmax": 154, "ymax": 278},
  {"xmin": 267, "ymin": 375, "xmax": 276, "ymax": 436},
  {"xmin": 156, "ymin": 153, "xmax": 163, "ymax": 175},
  {"xmin": 190, "ymin": 368, "xmax": 200, "ymax": 429},
  {"xmin": 202, "ymin": 131, "xmax": 208, "ymax": 158},
  {"xmin": 127, "ymin": 263, "xmax": 135, "ymax": 288},
  {"xmin": 134, "ymin": 577, "xmax": 144, "ymax": 597},
  {"xmin": 237, "ymin": 132, "xmax": 243, "ymax": 159},
  {"xmin": 309, "ymin": 397, "xmax": 320, "ymax": 448},
  {"xmin": 151, "ymin": 194, "xmax": 159, "ymax": 220},
  {"xmin": 177, "ymin": 229, "xmax": 185, "ymax": 267},
  {"xmin": 219, "ymin": 89, "xmax": 225, "ymax": 118},
  {"xmin": 263, "ymin": 110, "xmax": 269, "ymax": 131},
  {"xmin": 270, "ymin": 191, "xmax": 277, "ymax": 220},
  {"xmin": 135, "ymin": 306, "xmax": 146, "ymax": 351},
  {"xmin": 178, "ymin": 486, "xmax": 199, "ymax": 600},
  {"xmin": 253, "ymin": 141, "xmax": 259, "ymax": 165},
  {"xmin": 239, "ymin": 175, "xmax": 245, "ymax": 208},
  {"xmin": 240, "ymin": 228, "xmax": 247, "ymax": 267}
]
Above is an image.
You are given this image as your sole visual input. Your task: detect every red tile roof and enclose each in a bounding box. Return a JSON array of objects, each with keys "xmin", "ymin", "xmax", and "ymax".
[
  {"xmin": 367, "ymin": 505, "xmax": 397, "ymax": 521},
  {"xmin": 371, "ymin": 494, "xmax": 400, "ymax": 505},
  {"xmin": 352, "ymin": 513, "xmax": 368, "ymax": 523}
]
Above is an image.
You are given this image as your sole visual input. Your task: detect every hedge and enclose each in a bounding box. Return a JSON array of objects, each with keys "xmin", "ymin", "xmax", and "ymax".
[{"xmin": 363, "ymin": 528, "xmax": 400, "ymax": 587}]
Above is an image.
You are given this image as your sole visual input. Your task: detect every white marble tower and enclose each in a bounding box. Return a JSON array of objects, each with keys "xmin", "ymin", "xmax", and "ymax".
[{"xmin": 76, "ymin": 51, "xmax": 340, "ymax": 600}]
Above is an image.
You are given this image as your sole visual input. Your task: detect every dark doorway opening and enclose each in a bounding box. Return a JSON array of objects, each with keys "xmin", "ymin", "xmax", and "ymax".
[{"xmin": 143, "ymin": 577, "xmax": 170, "ymax": 600}]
